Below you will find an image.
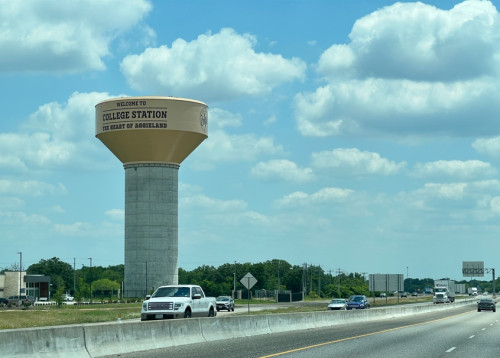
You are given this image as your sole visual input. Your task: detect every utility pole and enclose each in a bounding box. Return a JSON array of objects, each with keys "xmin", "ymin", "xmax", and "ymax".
[
  {"xmin": 318, "ymin": 265, "xmax": 321, "ymax": 297},
  {"xmin": 233, "ymin": 261, "xmax": 236, "ymax": 299},
  {"xmin": 337, "ymin": 267, "xmax": 343, "ymax": 297}
]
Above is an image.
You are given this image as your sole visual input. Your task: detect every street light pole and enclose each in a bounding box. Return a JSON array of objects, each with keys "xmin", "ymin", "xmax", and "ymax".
[
  {"xmin": 17, "ymin": 252, "xmax": 22, "ymax": 306},
  {"xmin": 88, "ymin": 257, "xmax": 92, "ymax": 303}
]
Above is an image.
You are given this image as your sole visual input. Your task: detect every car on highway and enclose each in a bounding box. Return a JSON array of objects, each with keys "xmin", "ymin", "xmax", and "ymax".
[
  {"xmin": 477, "ymin": 297, "xmax": 496, "ymax": 312},
  {"xmin": 400, "ymin": 292, "xmax": 408, "ymax": 298},
  {"xmin": 327, "ymin": 298, "xmax": 347, "ymax": 310},
  {"xmin": 346, "ymin": 295, "xmax": 370, "ymax": 310},
  {"xmin": 411, "ymin": 292, "xmax": 418, "ymax": 297},
  {"xmin": 216, "ymin": 296, "xmax": 235, "ymax": 312},
  {"xmin": 379, "ymin": 292, "xmax": 387, "ymax": 298}
]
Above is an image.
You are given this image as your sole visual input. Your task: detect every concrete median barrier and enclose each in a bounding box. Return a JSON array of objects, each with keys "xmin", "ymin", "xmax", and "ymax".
[
  {"xmin": 0, "ymin": 299, "xmax": 478, "ymax": 357},
  {"xmin": 0, "ymin": 325, "xmax": 89, "ymax": 358}
]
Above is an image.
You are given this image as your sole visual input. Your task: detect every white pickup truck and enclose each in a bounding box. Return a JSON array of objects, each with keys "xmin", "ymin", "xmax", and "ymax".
[{"xmin": 141, "ymin": 284, "xmax": 217, "ymax": 321}]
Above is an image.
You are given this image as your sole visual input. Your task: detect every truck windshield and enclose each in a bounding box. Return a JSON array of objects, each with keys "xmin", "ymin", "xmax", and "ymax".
[{"xmin": 153, "ymin": 286, "xmax": 190, "ymax": 298}]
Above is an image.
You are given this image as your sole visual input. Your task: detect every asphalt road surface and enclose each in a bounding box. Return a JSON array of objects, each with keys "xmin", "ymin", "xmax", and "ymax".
[{"xmin": 103, "ymin": 303, "xmax": 495, "ymax": 357}]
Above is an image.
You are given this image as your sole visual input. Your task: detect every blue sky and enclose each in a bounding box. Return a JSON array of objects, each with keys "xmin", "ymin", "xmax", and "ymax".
[{"xmin": 1, "ymin": 0, "xmax": 500, "ymax": 281}]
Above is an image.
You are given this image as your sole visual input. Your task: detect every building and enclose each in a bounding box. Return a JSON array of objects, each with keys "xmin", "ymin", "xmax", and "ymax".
[{"xmin": 0, "ymin": 271, "xmax": 51, "ymax": 300}]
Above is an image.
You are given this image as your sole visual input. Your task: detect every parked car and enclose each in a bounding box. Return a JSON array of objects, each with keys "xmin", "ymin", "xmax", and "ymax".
[
  {"xmin": 379, "ymin": 293, "xmax": 387, "ymax": 298},
  {"xmin": 477, "ymin": 297, "xmax": 496, "ymax": 312},
  {"xmin": 0, "ymin": 298, "xmax": 8, "ymax": 306},
  {"xmin": 215, "ymin": 296, "xmax": 235, "ymax": 312},
  {"xmin": 411, "ymin": 292, "xmax": 418, "ymax": 297},
  {"xmin": 7, "ymin": 295, "xmax": 32, "ymax": 306},
  {"xmin": 62, "ymin": 293, "xmax": 74, "ymax": 301},
  {"xmin": 400, "ymin": 292, "xmax": 408, "ymax": 298},
  {"xmin": 327, "ymin": 298, "xmax": 347, "ymax": 310},
  {"xmin": 346, "ymin": 295, "xmax": 370, "ymax": 310}
]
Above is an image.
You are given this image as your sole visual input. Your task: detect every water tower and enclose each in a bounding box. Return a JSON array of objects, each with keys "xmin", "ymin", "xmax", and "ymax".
[{"xmin": 95, "ymin": 97, "xmax": 208, "ymax": 297}]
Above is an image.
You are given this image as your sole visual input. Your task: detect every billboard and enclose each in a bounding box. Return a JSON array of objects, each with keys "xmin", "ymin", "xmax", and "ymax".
[
  {"xmin": 462, "ymin": 261, "xmax": 484, "ymax": 277},
  {"xmin": 369, "ymin": 274, "xmax": 404, "ymax": 292}
]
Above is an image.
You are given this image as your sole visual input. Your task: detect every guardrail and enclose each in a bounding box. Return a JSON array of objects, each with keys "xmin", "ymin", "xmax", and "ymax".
[{"xmin": 0, "ymin": 298, "xmax": 477, "ymax": 358}]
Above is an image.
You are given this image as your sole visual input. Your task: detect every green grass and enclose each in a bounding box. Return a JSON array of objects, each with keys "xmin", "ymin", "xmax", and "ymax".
[{"xmin": 0, "ymin": 303, "xmax": 142, "ymax": 330}]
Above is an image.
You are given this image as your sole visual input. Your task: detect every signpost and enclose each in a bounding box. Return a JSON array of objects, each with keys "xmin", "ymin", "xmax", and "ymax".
[
  {"xmin": 462, "ymin": 261, "xmax": 496, "ymax": 297},
  {"xmin": 240, "ymin": 272, "xmax": 257, "ymax": 313}
]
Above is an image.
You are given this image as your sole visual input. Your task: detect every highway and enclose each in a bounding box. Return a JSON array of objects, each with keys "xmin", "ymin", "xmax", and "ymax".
[{"xmin": 101, "ymin": 303, "xmax": 499, "ymax": 357}]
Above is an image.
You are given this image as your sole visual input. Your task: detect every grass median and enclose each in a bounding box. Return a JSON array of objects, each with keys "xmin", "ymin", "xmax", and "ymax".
[
  {"xmin": 0, "ymin": 303, "xmax": 142, "ymax": 330},
  {"xmin": 0, "ymin": 296, "xmax": 434, "ymax": 330}
]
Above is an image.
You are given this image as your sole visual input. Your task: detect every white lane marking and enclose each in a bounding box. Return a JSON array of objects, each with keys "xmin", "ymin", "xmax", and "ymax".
[
  {"xmin": 446, "ymin": 347, "xmax": 456, "ymax": 353},
  {"xmin": 469, "ymin": 335, "xmax": 475, "ymax": 339}
]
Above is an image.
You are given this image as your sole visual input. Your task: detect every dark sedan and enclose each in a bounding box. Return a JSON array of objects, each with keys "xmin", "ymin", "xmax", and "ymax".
[
  {"xmin": 346, "ymin": 295, "xmax": 370, "ymax": 310},
  {"xmin": 0, "ymin": 297, "xmax": 8, "ymax": 307},
  {"xmin": 477, "ymin": 297, "xmax": 496, "ymax": 312}
]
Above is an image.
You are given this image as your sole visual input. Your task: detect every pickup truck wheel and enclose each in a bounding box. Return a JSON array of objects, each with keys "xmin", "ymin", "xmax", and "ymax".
[
  {"xmin": 208, "ymin": 308, "xmax": 215, "ymax": 317},
  {"xmin": 184, "ymin": 309, "xmax": 192, "ymax": 318}
]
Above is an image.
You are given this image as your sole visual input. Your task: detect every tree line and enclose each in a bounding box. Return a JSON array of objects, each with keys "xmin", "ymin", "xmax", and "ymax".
[{"xmin": 2, "ymin": 257, "xmax": 497, "ymax": 299}]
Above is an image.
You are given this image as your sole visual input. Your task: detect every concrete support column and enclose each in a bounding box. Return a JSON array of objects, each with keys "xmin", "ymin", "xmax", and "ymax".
[{"xmin": 124, "ymin": 163, "xmax": 179, "ymax": 298}]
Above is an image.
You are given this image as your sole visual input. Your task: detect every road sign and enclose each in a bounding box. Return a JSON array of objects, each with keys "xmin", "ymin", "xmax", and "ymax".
[{"xmin": 240, "ymin": 272, "xmax": 257, "ymax": 290}]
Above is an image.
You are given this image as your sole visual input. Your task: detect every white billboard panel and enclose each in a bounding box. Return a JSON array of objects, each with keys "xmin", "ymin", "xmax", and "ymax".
[{"xmin": 462, "ymin": 261, "xmax": 484, "ymax": 277}]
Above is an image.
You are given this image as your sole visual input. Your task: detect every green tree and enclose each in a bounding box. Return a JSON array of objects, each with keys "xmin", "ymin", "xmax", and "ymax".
[{"xmin": 27, "ymin": 257, "xmax": 73, "ymax": 296}]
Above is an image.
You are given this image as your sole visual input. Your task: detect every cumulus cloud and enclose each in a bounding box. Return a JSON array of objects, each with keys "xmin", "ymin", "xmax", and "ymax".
[
  {"xmin": 295, "ymin": 1, "xmax": 500, "ymax": 137},
  {"xmin": 472, "ymin": 136, "xmax": 500, "ymax": 157},
  {"xmin": 181, "ymin": 194, "xmax": 248, "ymax": 212},
  {"xmin": 421, "ymin": 182, "xmax": 468, "ymax": 200},
  {"xmin": 275, "ymin": 187, "xmax": 354, "ymax": 208},
  {"xmin": 0, "ymin": 0, "xmax": 153, "ymax": 73},
  {"xmin": 0, "ymin": 92, "xmax": 119, "ymax": 172},
  {"xmin": 251, "ymin": 159, "xmax": 314, "ymax": 183},
  {"xmin": 120, "ymin": 28, "xmax": 307, "ymax": 101},
  {"xmin": 192, "ymin": 129, "xmax": 285, "ymax": 170},
  {"xmin": 412, "ymin": 160, "xmax": 495, "ymax": 179},
  {"xmin": 311, "ymin": 148, "xmax": 406, "ymax": 175}
]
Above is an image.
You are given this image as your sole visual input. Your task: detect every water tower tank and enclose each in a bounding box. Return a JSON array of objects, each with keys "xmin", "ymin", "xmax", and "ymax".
[{"xmin": 96, "ymin": 96, "xmax": 207, "ymax": 297}]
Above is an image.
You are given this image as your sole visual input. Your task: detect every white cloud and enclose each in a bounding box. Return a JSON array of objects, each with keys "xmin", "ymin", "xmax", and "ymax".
[
  {"xmin": 0, "ymin": 0, "xmax": 153, "ymax": 73},
  {"xmin": 192, "ymin": 129, "xmax": 285, "ymax": 170},
  {"xmin": 472, "ymin": 136, "xmax": 500, "ymax": 157},
  {"xmin": 120, "ymin": 28, "xmax": 307, "ymax": 101},
  {"xmin": 0, "ymin": 92, "xmax": 121, "ymax": 172},
  {"xmin": 421, "ymin": 182, "xmax": 468, "ymax": 200},
  {"xmin": 209, "ymin": 108, "xmax": 243, "ymax": 129},
  {"xmin": 0, "ymin": 179, "xmax": 67, "ymax": 197},
  {"xmin": 181, "ymin": 194, "xmax": 248, "ymax": 212},
  {"xmin": 412, "ymin": 160, "xmax": 495, "ymax": 179},
  {"xmin": 275, "ymin": 187, "xmax": 354, "ymax": 208},
  {"xmin": 311, "ymin": 148, "xmax": 406, "ymax": 175},
  {"xmin": 318, "ymin": 1, "xmax": 499, "ymax": 81},
  {"xmin": 490, "ymin": 196, "xmax": 500, "ymax": 214},
  {"xmin": 251, "ymin": 159, "xmax": 314, "ymax": 183},
  {"xmin": 296, "ymin": 1, "xmax": 500, "ymax": 137},
  {"xmin": 105, "ymin": 209, "xmax": 124, "ymax": 220}
]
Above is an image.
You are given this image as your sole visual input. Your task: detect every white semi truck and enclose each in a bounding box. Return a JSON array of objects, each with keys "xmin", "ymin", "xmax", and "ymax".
[
  {"xmin": 433, "ymin": 279, "xmax": 456, "ymax": 303},
  {"xmin": 468, "ymin": 287, "xmax": 478, "ymax": 296}
]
